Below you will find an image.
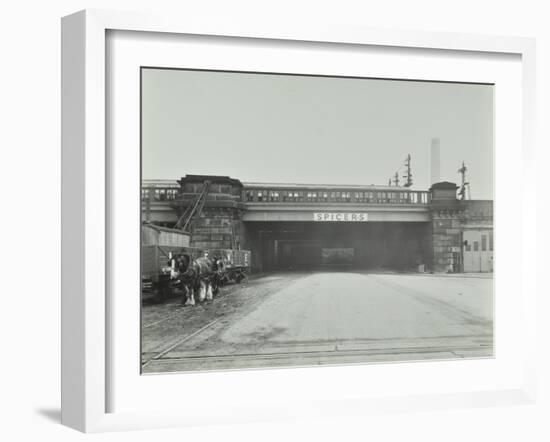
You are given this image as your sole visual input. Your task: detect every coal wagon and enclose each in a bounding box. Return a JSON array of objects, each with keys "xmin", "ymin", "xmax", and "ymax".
[{"xmin": 207, "ymin": 248, "xmax": 251, "ymax": 285}]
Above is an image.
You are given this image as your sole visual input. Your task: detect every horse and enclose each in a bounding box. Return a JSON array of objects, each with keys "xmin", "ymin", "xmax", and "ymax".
[
  {"xmin": 192, "ymin": 255, "xmax": 226, "ymax": 303},
  {"xmin": 168, "ymin": 253, "xmax": 225, "ymax": 306}
]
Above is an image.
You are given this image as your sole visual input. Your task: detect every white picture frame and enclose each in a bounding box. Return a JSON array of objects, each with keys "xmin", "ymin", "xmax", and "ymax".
[{"xmin": 61, "ymin": 9, "xmax": 537, "ymax": 433}]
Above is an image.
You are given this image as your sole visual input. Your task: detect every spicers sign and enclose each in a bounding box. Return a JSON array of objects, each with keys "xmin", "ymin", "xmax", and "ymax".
[{"xmin": 313, "ymin": 212, "xmax": 369, "ymax": 222}]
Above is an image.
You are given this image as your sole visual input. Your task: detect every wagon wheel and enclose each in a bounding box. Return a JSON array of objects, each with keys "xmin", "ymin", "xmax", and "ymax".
[{"xmin": 235, "ymin": 271, "xmax": 246, "ymax": 284}]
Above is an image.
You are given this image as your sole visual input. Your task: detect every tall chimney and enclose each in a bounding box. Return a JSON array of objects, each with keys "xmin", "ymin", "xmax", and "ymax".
[{"xmin": 430, "ymin": 137, "xmax": 441, "ymax": 184}]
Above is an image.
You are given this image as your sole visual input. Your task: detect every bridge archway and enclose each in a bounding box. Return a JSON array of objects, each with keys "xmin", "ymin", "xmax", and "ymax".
[{"xmin": 244, "ymin": 221, "xmax": 432, "ymax": 272}]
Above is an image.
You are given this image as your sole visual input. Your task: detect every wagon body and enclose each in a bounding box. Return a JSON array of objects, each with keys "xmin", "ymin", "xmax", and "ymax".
[{"xmin": 208, "ymin": 249, "xmax": 251, "ymax": 270}]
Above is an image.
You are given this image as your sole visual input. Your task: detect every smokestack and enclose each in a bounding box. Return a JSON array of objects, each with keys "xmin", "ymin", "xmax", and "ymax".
[{"xmin": 430, "ymin": 137, "xmax": 441, "ymax": 184}]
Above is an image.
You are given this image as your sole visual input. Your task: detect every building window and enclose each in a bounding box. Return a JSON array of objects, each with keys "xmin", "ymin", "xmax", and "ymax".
[
  {"xmin": 257, "ymin": 190, "xmax": 265, "ymax": 202},
  {"xmin": 246, "ymin": 190, "xmax": 254, "ymax": 202},
  {"xmin": 141, "ymin": 189, "xmax": 149, "ymax": 200},
  {"xmin": 489, "ymin": 232, "xmax": 494, "ymax": 251},
  {"xmin": 465, "ymin": 243, "xmax": 471, "ymax": 252},
  {"xmin": 481, "ymin": 235, "xmax": 487, "ymax": 251},
  {"xmin": 473, "ymin": 241, "xmax": 479, "ymax": 252},
  {"xmin": 269, "ymin": 191, "xmax": 280, "ymax": 202}
]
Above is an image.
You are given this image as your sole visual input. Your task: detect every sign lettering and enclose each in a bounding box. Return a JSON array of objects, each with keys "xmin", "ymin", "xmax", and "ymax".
[{"xmin": 313, "ymin": 212, "xmax": 368, "ymax": 222}]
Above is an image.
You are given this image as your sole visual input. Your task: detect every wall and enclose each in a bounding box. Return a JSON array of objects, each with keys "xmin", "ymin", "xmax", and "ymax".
[
  {"xmin": 175, "ymin": 177, "xmax": 246, "ymax": 249},
  {"xmin": 1, "ymin": 1, "xmax": 548, "ymax": 442}
]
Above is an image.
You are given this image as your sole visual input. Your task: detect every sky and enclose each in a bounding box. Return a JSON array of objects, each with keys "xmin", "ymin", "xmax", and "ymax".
[{"xmin": 141, "ymin": 68, "xmax": 494, "ymax": 199}]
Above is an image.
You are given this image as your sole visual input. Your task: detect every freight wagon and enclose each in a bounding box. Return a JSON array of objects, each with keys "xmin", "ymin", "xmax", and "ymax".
[{"xmin": 141, "ymin": 223, "xmax": 251, "ymax": 302}]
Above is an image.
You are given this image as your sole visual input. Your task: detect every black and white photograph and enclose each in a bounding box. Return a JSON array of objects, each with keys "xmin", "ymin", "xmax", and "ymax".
[{"xmin": 140, "ymin": 67, "xmax": 494, "ymax": 374}]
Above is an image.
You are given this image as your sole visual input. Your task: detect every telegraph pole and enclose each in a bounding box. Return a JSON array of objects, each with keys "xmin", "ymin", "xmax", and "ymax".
[
  {"xmin": 403, "ymin": 154, "xmax": 413, "ymax": 187},
  {"xmin": 392, "ymin": 171, "xmax": 400, "ymax": 186}
]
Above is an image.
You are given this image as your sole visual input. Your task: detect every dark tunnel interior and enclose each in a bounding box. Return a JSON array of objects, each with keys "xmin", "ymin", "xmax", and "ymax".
[{"xmin": 243, "ymin": 221, "xmax": 432, "ymax": 272}]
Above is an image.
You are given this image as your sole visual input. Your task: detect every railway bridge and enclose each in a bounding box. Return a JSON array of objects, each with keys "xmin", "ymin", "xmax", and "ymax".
[{"xmin": 142, "ymin": 175, "xmax": 493, "ymax": 273}]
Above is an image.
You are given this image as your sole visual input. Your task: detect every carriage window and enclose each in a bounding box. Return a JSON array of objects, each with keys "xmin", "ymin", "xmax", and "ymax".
[
  {"xmin": 489, "ymin": 232, "xmax": 494, "ymax": 251},
  {"xmin": 481, "ymin": 235, "xmax": 487, "ymax": 251},
  {"xmin": 465, "ymin": 243, "xmax": 471, "ymax": 252},
  {"xmin": 141, "ymin": 189, "xmax": 149, "ymax": 200},
  {"xmin": 245, "ymin": 190, "xmax": 254, "ymax": 202},
  {"xmin": 306, "ymin": 191, "xmax": 317, "ymax": 201},
  {"xmin": 473, "ymin": 241, "xmax": 479, "ymax": 251},
  {"xmin": 166, "ymin": 189, "xmax": 178, "ymax": 200},
  {"xmin": 257, "ymin": 191, "xmax": 265, "ymax": 202},
  {"xmin": 270, "ymin": 191, "xmax": 280, "ymax": 202},
  {"xmin": 154, "ymin": 189, "xmax": 167, "ymax": 201}
]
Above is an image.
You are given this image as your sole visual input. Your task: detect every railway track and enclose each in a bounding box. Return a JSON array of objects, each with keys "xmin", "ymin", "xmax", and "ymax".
[
  {"xmin": 143, "ymin": 314, "xmax": 493, "ymax": 372},
  {"xmin": 142, "ymin": 318, "xmax": 221, "ymax": 367},
  {"xmin": 143, "ymin": 342, "xmax": 493, "ymax": 373}
]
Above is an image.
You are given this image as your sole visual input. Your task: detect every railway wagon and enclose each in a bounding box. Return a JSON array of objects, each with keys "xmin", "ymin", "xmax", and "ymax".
[
  {"xmin": 141, "ymin": 223, "xmax": 251, "ymax": 302},
  {"xmin": 141, "ymin": 223, "xmax": 193, "ymax": 302},
  {"xmin": 207, "ymin": 248, "xmax": 251, "ymax": 285}
]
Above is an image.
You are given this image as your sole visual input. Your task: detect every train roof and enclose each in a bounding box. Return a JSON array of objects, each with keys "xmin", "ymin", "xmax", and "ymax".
[
  {"xmin": 141, "ymin": 179, "xmax": 179, "ymax": 188},
  {"xmin": 242, "ymin": 182, "xmax": 411, "ymax": 191},
  {"xmin": 141, "ymin": 178, "xmax": 422, "ymax": 192}
]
